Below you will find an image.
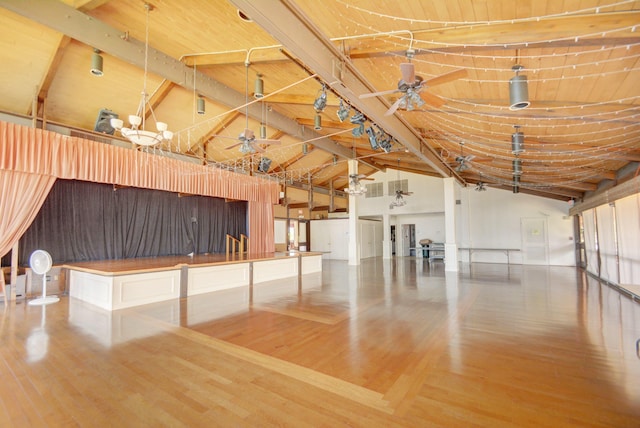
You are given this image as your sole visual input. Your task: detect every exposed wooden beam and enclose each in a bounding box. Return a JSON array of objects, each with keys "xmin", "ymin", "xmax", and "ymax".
[
  {"xmin": 28, "ymin": 35, "xmax": 71, "ymax": 117},
  {"xmin": 231, "ymin": 0, "xmax": 464, "ymax": 183},
  {"xmin": 144, "ymin": 79, "xmax": 174, "ymax": 121},
  {"xmin": 194, "ymin": 111, "xmax": 241, "ymax": 155}
]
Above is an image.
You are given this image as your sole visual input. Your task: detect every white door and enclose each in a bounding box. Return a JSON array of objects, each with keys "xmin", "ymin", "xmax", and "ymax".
[{"xmin": 521, "ymin": 217, "xmax": 549, "ymax": 265}]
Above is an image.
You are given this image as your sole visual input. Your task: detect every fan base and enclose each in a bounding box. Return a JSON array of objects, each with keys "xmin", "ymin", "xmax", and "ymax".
[{"xmin": 28, "ymin": 296, "xmax": 60, "ymax": 306}]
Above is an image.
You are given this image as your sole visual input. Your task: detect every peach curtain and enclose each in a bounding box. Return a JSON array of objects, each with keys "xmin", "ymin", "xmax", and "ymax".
[
  {"xmin": 0, "ymin": 121, "xmax": 278, "ymax": 256},
  {"xmin": 248, "ymin": 201, "xmax": 275, "ymax": 254},
  {"xmin": 0, "ymin": 170, "xmax": 56, "ymax": 257}
]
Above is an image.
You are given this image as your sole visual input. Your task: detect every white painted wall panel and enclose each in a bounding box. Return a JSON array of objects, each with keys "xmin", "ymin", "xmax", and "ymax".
[{"xmin": 187, "ymin": 263, "xmax": 250, "ymax": 296}]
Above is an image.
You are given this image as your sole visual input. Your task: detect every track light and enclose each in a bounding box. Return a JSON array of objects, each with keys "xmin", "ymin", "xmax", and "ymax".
[
  {"xmin": 511, "ymin": 125, "xmax": 525, "ymax": 154},
  {"xmin": 366, "ymin": 126, "xmax": 379, "ymax": 150},
  {"xmin": 509, "ymin": 65, "xmax": 530, "ymax": 110},
  {"xmin": 513, "ymin": 175, "xmax": 520, "ymax": 193},
  {"xmin": 313, "ymin": 84, "xmax": 327, "ymax": 112},
  {"xmin": 90, "ymin": 48, "xmax": 103, "ymax": 76},
  {"xmin": 337, "ymin": 99, "xmax": 350, "ymax": 122},
  {"xmin": 254, "ymin": 74, "xmax": 264, "ymax": 99},
  {"xmin": 302, "ymin": 143, "xmax": 308, "ymax": 155},
  {"xmin": 314, "ymin": 113, "xmax": 322, "ymax": 130},
  {"xmin": 350, "ymin": 112, "xmax": 365, "ymax": 137},
  {"xmin": 333, "ymin": 155, "xmax": 338, "ymax": 166},
  {"xmin": 197, "ymin": 96, "xmax": 205, "ymax": 115}
]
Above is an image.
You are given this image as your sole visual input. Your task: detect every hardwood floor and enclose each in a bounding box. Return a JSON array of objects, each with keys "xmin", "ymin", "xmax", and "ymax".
[{"xmin": 1, "ymin": 258, "xmax": 638, "ymax": 427}]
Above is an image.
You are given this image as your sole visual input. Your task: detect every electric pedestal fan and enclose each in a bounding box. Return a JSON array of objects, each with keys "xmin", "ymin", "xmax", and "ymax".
[{"xmin": 28, "ymin": 250, "xmax": 59, "ymax": 306}]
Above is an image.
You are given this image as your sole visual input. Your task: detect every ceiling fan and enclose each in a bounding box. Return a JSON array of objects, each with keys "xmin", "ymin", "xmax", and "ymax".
[
  {"xmin": 389, "ymin": 189, "xmax": 413, "ymax": 209},
  {"xmin": 225, "ymin": 128, "xmax": 280, "ymax": 154},
  {"xmin": 359, "ymin": 62, "xmax": 467, "ymax": 116},
  {"xmin": 454, "ymin": 142, "xmax": 475, "ymax": 172},
  {"xmin": 226, "ymin": 64, "xmax": 281, "ymax": 154},
  {"xmin": 346, "ymin": 173, "xmax": 374, "ymax": 187},
  {"xmin": 475, "ymin": 182, "xmax": 488, "ymax": 191}
]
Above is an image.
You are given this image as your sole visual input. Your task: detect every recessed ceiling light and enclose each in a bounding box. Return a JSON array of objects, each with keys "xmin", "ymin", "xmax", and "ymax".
[{"xmin": 237, "ymin": 10, "xmax": 252, "ymax": 22}]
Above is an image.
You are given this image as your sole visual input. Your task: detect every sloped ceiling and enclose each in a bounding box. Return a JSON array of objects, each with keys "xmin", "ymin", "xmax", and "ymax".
[{"xmin": 0, "ymin": 0, "xmax": 639, "ymax": 208}]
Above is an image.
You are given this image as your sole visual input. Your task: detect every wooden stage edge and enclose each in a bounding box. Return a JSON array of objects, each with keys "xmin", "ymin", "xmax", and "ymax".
[{"xmin": 65, "ymin": 252, "xmax": 323, "ymax": 311}]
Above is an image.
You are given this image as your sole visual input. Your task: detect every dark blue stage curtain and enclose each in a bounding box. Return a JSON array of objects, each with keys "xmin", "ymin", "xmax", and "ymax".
[{"xmin": 11, "ymin": 179, "xmax": 247, "ymax": 265}]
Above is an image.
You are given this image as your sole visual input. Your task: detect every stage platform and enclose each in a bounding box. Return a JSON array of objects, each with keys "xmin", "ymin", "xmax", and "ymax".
[{"xmin": 65, "ymin": 252, "xmax": 322, "ymax": 311}]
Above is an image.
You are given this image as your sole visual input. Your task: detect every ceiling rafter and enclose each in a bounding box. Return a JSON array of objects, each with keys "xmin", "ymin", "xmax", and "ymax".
[{"xmin": 0, "ymin": 0, "xmax": 359, "ymax": 163}]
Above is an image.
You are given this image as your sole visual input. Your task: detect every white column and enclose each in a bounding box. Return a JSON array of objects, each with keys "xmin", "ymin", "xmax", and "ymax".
[
  {"xmin": 443, "ymin": 177, "xmax": 458, "ymax": 272},
  {"xmin": 347, "ymin": 160, "xmax": 361, "ymax": 265},
  {"xmin": 382, "ymin": 213, "xmax": 391, "ymax": 259}
]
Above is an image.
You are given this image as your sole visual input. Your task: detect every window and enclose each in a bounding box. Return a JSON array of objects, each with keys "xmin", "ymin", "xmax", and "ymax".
[{"xmin": 365, "ymin": 182, "xmax": 383, "ymax": 198}]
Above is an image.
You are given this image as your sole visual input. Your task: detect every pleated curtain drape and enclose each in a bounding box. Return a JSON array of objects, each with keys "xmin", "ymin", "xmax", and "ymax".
[{"xmin": 0, "ymin": 121, "xmax": 277, "ymax": 258}]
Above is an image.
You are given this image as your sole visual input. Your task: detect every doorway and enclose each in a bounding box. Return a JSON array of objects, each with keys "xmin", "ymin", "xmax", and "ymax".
[
  {"xmin": 521, "ymin": 217, "xmax": 549, "ymax": 265},
  {"xmin": 391, "ymin": 225, "xmax": 396, "ymax": 256},
  {"xmin": 401, "ymin": 224, "xmax": 416, "ymax": 257}
]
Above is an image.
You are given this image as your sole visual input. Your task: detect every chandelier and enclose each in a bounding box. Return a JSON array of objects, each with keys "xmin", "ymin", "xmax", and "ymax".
[{"xmin": 110, "ymin": 3, "xmax": 173, "ymax": 146}]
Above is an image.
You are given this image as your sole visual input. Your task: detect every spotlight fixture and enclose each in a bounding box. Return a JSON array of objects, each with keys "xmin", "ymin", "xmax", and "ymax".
[
  {"xmin": 337, "ymin": 99, "xmax": 350, "ymax": 122},
  {"xmin": 513, "ymin": 175, "xmax": 520, "ymax": 194},
  {"xmin": 509, "ymin": 65, "xmax": 530, "ymax": 110},
  {"xmin": 511, "ymin": 125, "xmax": 525, "ymax": 154},
  {"xmin": 313, "ymin": 84, "xmax": 327, "ymax": 112},
  {"xmin": 197, "ymin": 96, "xmax": 205, "ymax": 115},
  {"xmin": 254, "ymin": 73, "xmax": 264, "ymax": 99},
  {"xmin": 512, "ymin": 158, "xmax": 522, "ymax": 176},
  {"xmin": 314, "ymin": 113, "xmax": 322, "ymax": 130},
  {"xmin": 90, "ymin": 48, "xmax": 103, "ymax": 76},
  {"xmin": 333, "ymin": 155, "xmax": 338, "ymax": 166},
  {"xmin": 378, "ymin": 135, "xmax": 394, "ymax": 153},
  {"xmin": 302, "ymin": 143, "xmax": 308, "ymax": 155},
  {"xmin": 260, "ymin": 123, "xmax": 267, "ymax": 139},
  {"xmin": 366, "ymin": 126, "xmax": 379, "ymax": 150},
  {"xmin": 350, "ymin": 112, "xmax": 365, "ymax": 137},
  {"xmin": 257, "ymin": 157, "xmax": 272, "ymax": 173}
]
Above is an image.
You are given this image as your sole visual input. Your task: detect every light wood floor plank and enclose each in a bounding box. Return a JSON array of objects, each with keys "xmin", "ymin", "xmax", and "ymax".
[{"xmin": 0, "ymin": 259, "xmax": 638, "ymax": 426}]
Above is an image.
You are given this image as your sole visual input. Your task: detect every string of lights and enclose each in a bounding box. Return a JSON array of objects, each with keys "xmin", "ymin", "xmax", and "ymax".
[{"xmin": 335, "ymin": 0, "xmax": 636, "ymax": 26}]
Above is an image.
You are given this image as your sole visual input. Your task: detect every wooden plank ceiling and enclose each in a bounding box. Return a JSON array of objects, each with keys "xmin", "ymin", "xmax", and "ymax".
[{"xmin": 0, "ymin": 0, "xmax": 638, "ymax": 206}]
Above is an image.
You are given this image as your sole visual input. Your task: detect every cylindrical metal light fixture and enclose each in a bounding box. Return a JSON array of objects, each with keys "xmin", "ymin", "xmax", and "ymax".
[
  {"xmin": 196, "ymin": 96, "xmax": 205, "ymax": 115},
  {"xmin": 512, "ymin": 158, "xmax": 522, "ymax": 176},
  {"xmin": 90, "ymin": 49, "xmax": 104, "ymax": 76},
  {"xmin": 511, "ymin": 129, "xmax": 525, "ymax": 154},
  {"xmin": 314, "ymin": 113, "xmax": 322, "ymax": 130},
  {"xmin": 254, "ymin": 74, "xmax": 264, "ymax": 99},
  {"xmin": 513, "ymin": 175, "xmax": 520, "ymax": 193},
  {"xmin": 509, "ymin": 65, "xmax": 530, "ymax": 110},
  {"xmin": 260, "ymin": 124, "xmax": 267, "ymax": 139}
]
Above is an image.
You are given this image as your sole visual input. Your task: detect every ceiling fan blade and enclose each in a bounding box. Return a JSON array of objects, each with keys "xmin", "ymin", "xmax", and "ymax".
[
  {"xmin": 400, "ymin": 63, "xmax": 415, "ymax": 83},
  {"xmin": 255, "ymin": 139, "xmax": 281, "ymax": 145},
  {"xmin": 420, "ymin": 91, "xmax": 446, "ymax": 108},
  {"xmin": 424, "ymin": 68, "xmax": 467, "ymax": 88},
  {"xmin": 251, "ymin": 143, "xmax": 266, "ymax": 153},
  {"xmin": 384, "ymin": 98, "xmax": 404, "ymax": 116},
  {"xmin": 359, "ymin": 89, "xmax": 399, "ymax": 99},
  {"xmin": 225, "ymin": 142, "xmax": 242, "ymax": 150}
]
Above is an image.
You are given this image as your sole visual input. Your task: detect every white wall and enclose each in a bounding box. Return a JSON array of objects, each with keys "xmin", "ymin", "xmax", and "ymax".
[
  {"xmin": 359, "ymin": 169, "xmax": 444, "ymax": 216},
  {"xmin": 310, "ymin": 218, "xmax": 382, "ymax": 260},
  {"xmin": 457, "ymin": 185, "xmax": 575, "ymax": 266},
  {"xmin": 311, "ymin": 170, "xmax": 575, "ymax": 266}
]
